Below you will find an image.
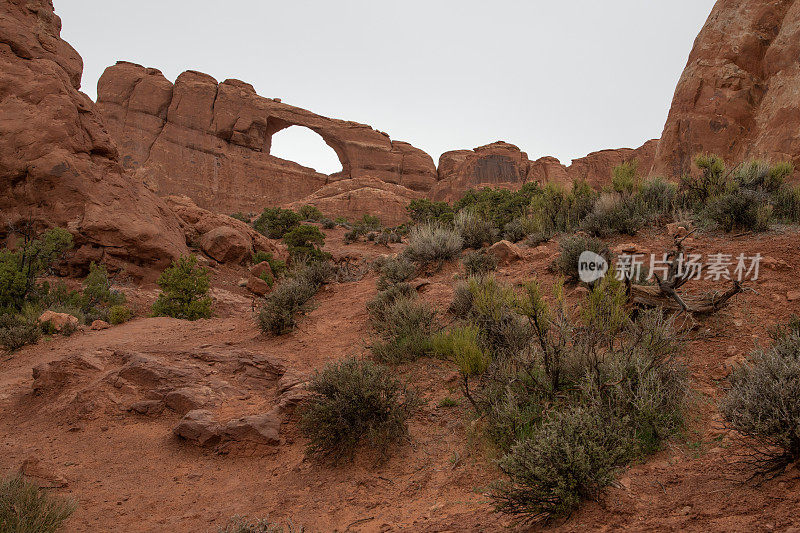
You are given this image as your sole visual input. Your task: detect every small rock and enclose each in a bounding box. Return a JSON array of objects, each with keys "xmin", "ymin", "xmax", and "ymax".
[
  {"xmin": 612, "ymin": 243, "xmax": 638, "ymax": 255},
  {"xmin": 128, "ymin": 400, "xmax": 165, "ymax": 416},
  {"xmin": 249, "ymin": 261, "xmax": 273, "ymax": 281},
  {"xmin": 173, "ymin": 410, "xmax": 223, "ymax": 447},
  {"xmin": 223, "ymin": 411, "xmax": 281, "ymax": 445},
  {"xmin": 164, "ymin": 386, "xmax": 213, "ymax": 415},
  {"xmin": 487, "ymin": 240, "xmax": 523, "ymax": 264},
  {"xmin": 237, "ymin": 278, "xmax": 248, "ymax": 287},
  {"xmin": 788, "ymin": 290, "xmax": 800, "ymax": 302},
  {"xmin": 198, "ymin": 226, "xmax": 252, "ymax": 264},
  {"xmin": 246, "ymin": 275, "xmax": 271, "ymax": 297},
  {"xmin": 90, "ymin": 320, "xmax": 111, "ymax": 330},
  {"xmin": 38, "ymin": 310, "xmax": 78, "ymax": 332}
]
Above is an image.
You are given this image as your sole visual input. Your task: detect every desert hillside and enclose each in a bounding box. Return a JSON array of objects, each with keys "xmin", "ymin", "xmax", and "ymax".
[{"xmin": 2, "ymin": 1, "xmax": 800, "ymax": 532}]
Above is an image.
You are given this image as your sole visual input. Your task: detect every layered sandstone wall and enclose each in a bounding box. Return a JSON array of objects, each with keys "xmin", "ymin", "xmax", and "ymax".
[
  {"xmin": 652, "ymin": 0, "xmax": 800, "ymax": 177},
  {"xmin": 0, "ymin": 0, "xmax": 187, "ymax": 269},
  {"xmin": 96, "ymin": 62, "xmax": 437, "ymax": 219}
]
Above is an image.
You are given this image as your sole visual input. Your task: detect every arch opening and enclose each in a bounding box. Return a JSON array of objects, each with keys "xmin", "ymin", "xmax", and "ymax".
[{"xmin": 268, "ymin": 125, "xmax": 344, "ymax": 175}]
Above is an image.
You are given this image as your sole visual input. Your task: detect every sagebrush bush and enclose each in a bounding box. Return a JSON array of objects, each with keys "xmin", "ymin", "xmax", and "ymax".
[
  {"xmin": 376, "ymin": 256, "xmax": 416, "ymax": 290},
  {"xmin": 369, "ymin": 294, "xmax": 436, "ymax": 364},
  {"xmin": 495, "ymin": 407, "xmax": 631, "ymax": 522},
  {"xmin": 299, "ymin": 357, "xmax": 418, "ymax": 461},
  {"xmin": 721, "ymin": 324, "xmax": 800, "ymax": 474},
  {"xmin": 637, "ymin": 177, "xmax": 677, "ymax": 219},
  {"xmin": 528, "ymin": 181, "xmax": 596, "ymax": 236},
  {"xmin": 321, "ymin": 218, "xmax": 336, "ymax": 230},
  {"xmin": 258, "ymin": 262, "xmax": 333, "ymax": 335},
  {"xmin": 582, "ymin": 193, "xmax": 645, "ymax": 237},
  {"xmin": 461, "ymin": 250, "xmax": 498, "ymax": 277},
  {"xmin": 703, "ymin": 188, "xmax": 772, "ymax": 232},
  {"xmin": 253, "ymin": 207, "xmax": 302, "ymax": 238},
  {"xmin": 0, "ymin": 314, "xmax": 41, "ymax": 351},
  {"xmin": 403, "ymin": 224, "xmax": 463, "ymax": 264},
  {"xmin": 0, "ymin": 475, "xmax": 75, "ymax": 533},
  {"xmin": 108, "ymin": 305, "xmax": 133, "ymax": 325},
  {"xmin": 454, "ymin": 209, "xmax": 499, "ymax": 249},
  {"xmin": 151, "ymin": 255, "xmax": 212, "ymax": 320},
  {"xmin": 553, "ymin": 234, "xmax": 610, "ymax": 281},
  {"xmin": 297, "ymin": 204, "xmax": 324, "ymax": 222}
]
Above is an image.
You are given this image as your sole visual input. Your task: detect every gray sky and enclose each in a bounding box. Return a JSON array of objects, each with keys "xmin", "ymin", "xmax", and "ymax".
[{"xmin": 58, "ymin": 1, "xmax": 715, "ymax": 174}]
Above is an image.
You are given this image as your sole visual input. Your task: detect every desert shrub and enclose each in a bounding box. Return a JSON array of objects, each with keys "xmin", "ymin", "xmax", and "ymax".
[
  {"xmin": 678, "ymin": 154, "xmax": 729, "ymax": 208},
  {"xmin": 77, "ymin": 262, "xmax": 126, "ymax": 323},
  {"xmin": 432, "ymin": 324, "xmax": 488, "ymax": 406},
  {"xmin": 299, "ymin": 357, "xmax": 418, "ymax": 461},
  {"xmin": 403, "ymin": 224, "xmax": 463, "ymax": 264},
  {"xmin": 253, "ymin": 207, "xmax": 302, "ymax": 239},
  {"xmin": 229, "ymin": 212, "xmax": 250, "ymax": 223},
  {"xmin": 637, "ymin": 177, "xmax": 677, "ymax": 219},
  {"xmin": 369, "ymin": 294, "xmax": 436, "ymax": 364},
  {"xmin": 375, "ymin": 232, "xmax": 389, "ymax": 246},
  {"xmin": 151, "ymin": 255, "xmax": 212, "ymax": 320},
  {"xmin": 0, "ymin": 227, "xmax": 73, "ymax": 312},
  {"xmin": 502, "ymin": 218, "xmax": 535, "ymax": 243},
  {"xmin": 774, "ymin": 184, "xmax": 800, "ymax": 223},
  {"xmin": 553, "ymin": 234, "xmax": 610, "ymax": 281},
  {"xmin": 611, "ymin": 161, "xmax": 639, "ymax": 195},
  {"xmin": 218, "ymin": 516, "xmax": 304, "ymax": 533},
  {"xmin": 703, "ymin": 188, "xmax": 772, "ymax": 232},
  {"xmin": 320, "ymin": 218, "xmax": 336, "ymax": 230},
  {"xmin": 0, "ymin": 475, "xmax": 75, "ymax": 532},
  {"xmin": 582, "ymin": 193, "xmax": 646, "ymax": 237},
  {"xmin": 528, "ymin": 181, "xmax": 597, "ymax": 236},
  {"xmin": 297, "ymin": 205, "xmax": 324, "ymax": 222},
  {"xmin": 407, "ymin": 198, "xmax": 455, "ymax": 224},
  {"xmin": 452, "ymin": 273, "xmax": 688, "ymax": 522},
  {"xmin": 734, "ymin": 160, "xmax": 792, "ymax": 194},
  {"xmin": 461, "ymin": 250, "xmax": 498, "ymax": 277},
  {"xmin": 454, "ymin": 209, "xmax": 499, "ymax": 249},
  {"xmin": 0, "ymin": 314, "xmax": 41, "ymax": 351},
  {"xmin": 108, "ymin": 305, "xmax": 133, "ymax": 325},
  {"xmin": 366, "ymin": 283, "xmax": 415, "ymax": 324},
  {"xmin": 494, "ymin": 406, "xmax": 631, "ymax": 522},
  {"xmin": 282, "ymin": 224, "xmax": 329, "ymax": 262},
  {"xmin": 721, "ymin": 323, "xmax": 800, "ymax": 475},
  {"xmin": 257, "ymin": 261, "xmax": 333, "ymax": 335},
  {"xmin": 455, "ymin": 184, "xmax": 541, "ymax": 230},
  {"xmin": 376, "ymin": 256, "xmax": 416, "ymax": 290}
]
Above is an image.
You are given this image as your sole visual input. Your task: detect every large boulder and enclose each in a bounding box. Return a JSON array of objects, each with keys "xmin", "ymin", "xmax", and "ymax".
[
  {"xmin": 198, "ymin": 227, "xmax": 251, "ymax": 264},
  {"xmin": 651, "ymin": 0, "xmax": 800, "ymax": 178},
  {"xmin": 0, "ymin": 0, "xmax": 188, "ymax": 270}
]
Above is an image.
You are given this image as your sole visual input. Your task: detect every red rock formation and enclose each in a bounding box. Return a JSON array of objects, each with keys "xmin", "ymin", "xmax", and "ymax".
[
  {"xmin": 652, "ymin": 0, "xmax": 800, "ymax": 177},
  {"xmin": 0, "ymin": 0, "xmax": 187, "ymax": 269},
  {"xmin": 432, "ymin": 140, "xmax": 657, "ymax": 201},
  {"xmin": 96, "ymin": 62, "xmax": 437, "ymax": 219}
]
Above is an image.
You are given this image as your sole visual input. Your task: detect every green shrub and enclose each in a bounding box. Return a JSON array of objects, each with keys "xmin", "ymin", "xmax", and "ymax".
[
  {"xmin": 369, "ymin": 294, "xmax": 436, "ymax": 364},
  {"xmin": 454, "ymin": 209, "xmax": 499, "ymax": 249},
  {"xmin": 297, "ymin": 205, "xmax": 324, "ymax": 222},
  {"xmin": 721, "ymin": 324, "xmax": 800, "ymax": 474},
  {"xmin": 528, "ymin": 181, "xmax": 597, "ymax": 236},
  {"xmin": 461, "ymin": 250, "xmax": 498, "ymax": 277},
  {"xmin": 455, "ymin": 184, "xmax": 541, "ymax": 230},
  {"xmin": 553, "ymin": 234, "xmax": 610, "ymax": 281},
  {"xmin": 432, "ymin": 324, "xmax": 488, "ymax": 406},
  {"xmin": 151, "ymin": 255, "xmax": 212, "ymax": 320},
  {"xmin": 679, "ymin": 154, "xmax": 729, "ymax": 208},
  {"xmin": 494, "ymin": 406, "xmax": 631, "ymax": 522},
  {"xmin": 0, "ymin": 475, "xmax": 75, "ymax": 532},
  {"xmin": 258, "ymin": 262, "xmax": 333, "ymax": 335},
  {"xmin": 403, "ymin": 224, "xmax": 462, "ymax": 264},
  {"xmin": 0, "ymin": 314, "xmax": 41, "ymax": 351},
  {"xmin": 703, "ymin": 188, "xmax": 772, "ymax": 232},
  {"xmin": 611, "ymin": 161, "xmax": 639, "ymax": 195},
  {"xmin": 0, "ymin": 227, "xmax": 73, "ymax": 312},
  {"xmin": 108, "ymin": 305, "xmax": 133, "ymax": 325},
  {"xmin": 582, "ymin": 193, "xmax": 645, "ymax": 237},
  {"xmin": 253, "ymin": 207, "xmax": 302, "ymax": 239},
  {"xmin": 407, "ymin": 198, "xmax": 455, "ymax": 224},
  {"xmin": 376, "ymin": 256, "xmax": 416, "ymax": 290},
  {"xmin": 299, "ymin": 357, "xmax": 418, "ymax": 461},
  {"xmin": 774, "ymin": 184, "xmax": 800, "ymax": 223},
  {"xmin": 321, "ymin": 218, "xmax": 336, "ymax": 230},
  {"xmin": 282, "ymin": 224, "xmax": 329, "ymax": 262},
  {"xmin": 637, "ymin": 177, "xmax": 677, "ymax": 219}
]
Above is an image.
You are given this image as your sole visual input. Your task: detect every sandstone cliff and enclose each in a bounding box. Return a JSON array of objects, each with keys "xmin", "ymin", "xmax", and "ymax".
[
  {"xmin": 0, "ymin": 0, "xmax": 187, "ymax": 269},
  {"xmin": 96, "ymin": 62, "xmax": 436, "ymax": 221},
  {"xmin": 652, "ymin": 0, "xmax": 800, "ymax": 177}
]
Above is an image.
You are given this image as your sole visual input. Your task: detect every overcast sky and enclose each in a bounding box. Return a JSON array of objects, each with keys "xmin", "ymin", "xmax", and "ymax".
[{"xmin": 58, "ymin": 1, "xmax": 716, "ymax": 174}]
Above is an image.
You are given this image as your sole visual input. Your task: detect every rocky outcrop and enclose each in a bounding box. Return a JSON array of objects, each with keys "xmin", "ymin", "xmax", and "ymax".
[
  {"xmin": 652, "ymin": 0, "xmax": 800, "ymax": 177},
  {"xmin": 0, "ymin": 0, "xmax": 187, "ymax": 269},
  {"xmin": 432, "ymin": 140, "xmax": 657, "ymax": 201},
  {"xmin": 96, "ymin": 62, "xmax": 437, "ymax": 219}
]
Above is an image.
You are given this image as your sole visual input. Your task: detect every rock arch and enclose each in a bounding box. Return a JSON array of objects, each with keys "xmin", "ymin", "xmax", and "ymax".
[{"xmin": 96, "ymin": 62, "xmax": 437, "ymax": 217}]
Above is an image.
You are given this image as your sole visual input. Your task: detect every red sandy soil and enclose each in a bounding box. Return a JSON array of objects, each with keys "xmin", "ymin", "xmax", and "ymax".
[{"xmin": 2, "ymin": 227, "xmax": 800, "ymax": 532}]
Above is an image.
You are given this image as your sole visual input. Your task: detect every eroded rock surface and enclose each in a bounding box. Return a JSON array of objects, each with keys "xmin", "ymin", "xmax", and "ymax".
[{"xmin": 0, "ymin": 0, "xmax": 187, "ymax": 269}]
